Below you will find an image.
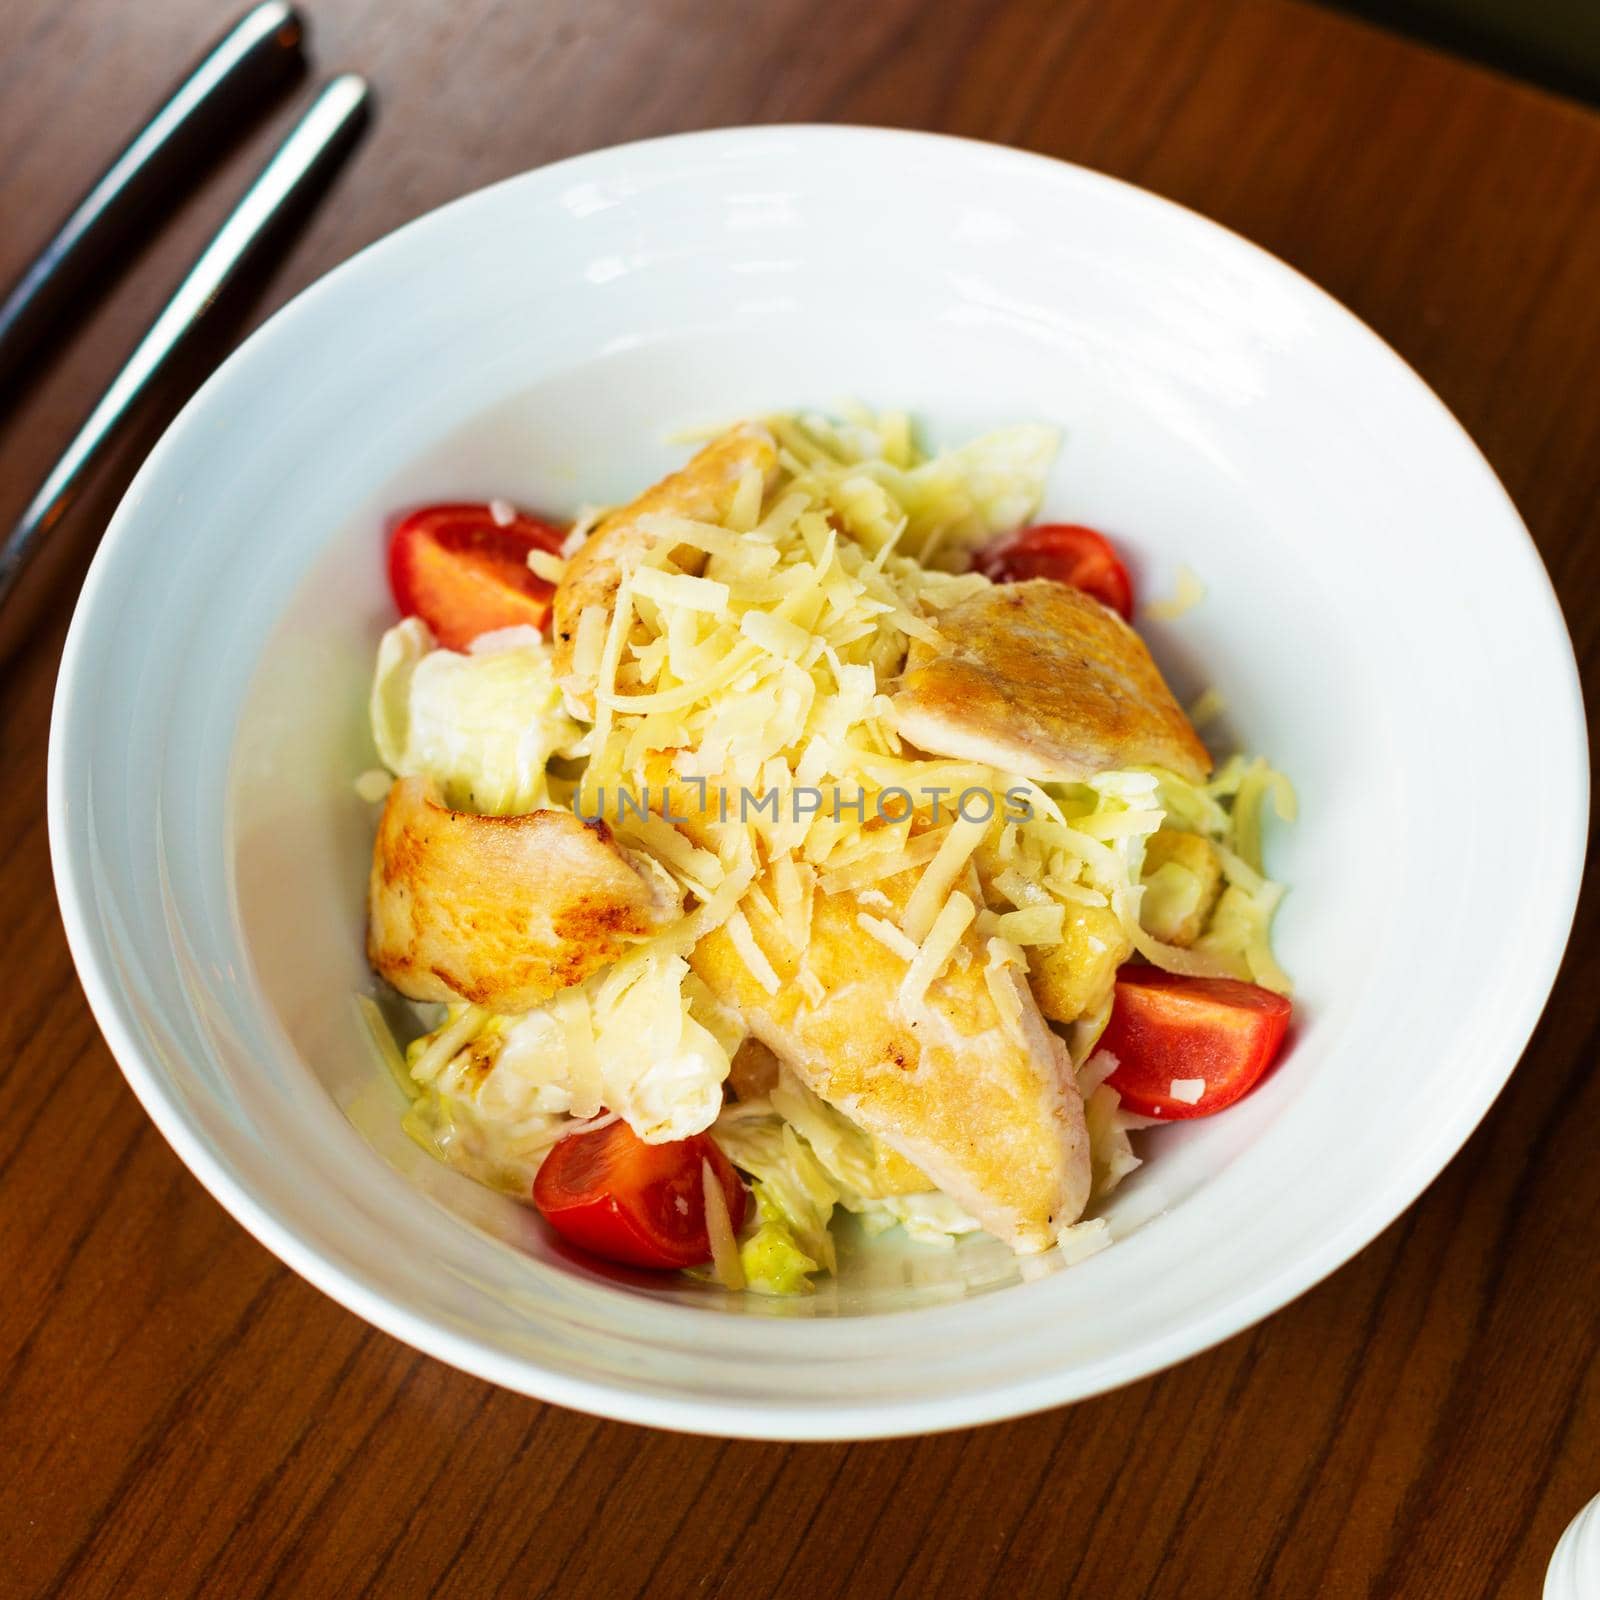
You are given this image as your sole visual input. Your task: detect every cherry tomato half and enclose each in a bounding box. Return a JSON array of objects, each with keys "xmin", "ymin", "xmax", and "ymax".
[
  {"xmin": 1100, "ymin": 967, "xmax": 1291, "ymax": 1119},
  {"xmin": 388, "ymin": 503, "xmax": 566, "ymax": 650},
  {"xmin": 976, "ymin": 522, "xmax": 1135, "ymax": 619},
  {"xmin": 532, "ymin": 1118, "xmax": 747, "ymax": 1271}
]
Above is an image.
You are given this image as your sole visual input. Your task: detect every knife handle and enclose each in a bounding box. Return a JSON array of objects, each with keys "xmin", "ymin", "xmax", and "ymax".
[{"xmin": 0, "ymin": 1, "xmax": 308, "ymax": 400}]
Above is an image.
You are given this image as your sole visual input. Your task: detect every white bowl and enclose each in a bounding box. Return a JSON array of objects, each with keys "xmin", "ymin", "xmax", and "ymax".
[
  {"xmin": 49, "ymin": 127, "xmax": 1587, "ymax": 1439},
  {"xmin": 1547, "ymin": 1490, "xmax": 1600, "ymax": 1598}
]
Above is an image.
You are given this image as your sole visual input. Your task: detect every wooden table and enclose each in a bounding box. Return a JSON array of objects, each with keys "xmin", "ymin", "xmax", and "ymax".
[{"xmin": 3, "ymin": 1, "xmax": 1597, "ymax": 1594}]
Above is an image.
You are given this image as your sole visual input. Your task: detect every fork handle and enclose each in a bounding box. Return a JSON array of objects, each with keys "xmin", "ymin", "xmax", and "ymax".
[
  {"xmin": 0, "ymin": 1, "xmax": 307, "ymax": 399},
  {"xmin": 0, "ymin": 75, "xmax": 371, "ymax": 615}
]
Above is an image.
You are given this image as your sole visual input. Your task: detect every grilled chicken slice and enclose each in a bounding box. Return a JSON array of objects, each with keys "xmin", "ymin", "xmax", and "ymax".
[
  {"xmin": 690, "ymin": 865, "xmax": 1091, "ymax": 1252},
  {"xmin": 550, "ymin": 423, "xmax": 780, "ymax": 699},
  {"xmin": 368, "ymin": 776, "xmax": 682, "ymax": 1011},
  {"xmin": 892, "ymin": 579, "xmax": 1211, "ymax": 783}
]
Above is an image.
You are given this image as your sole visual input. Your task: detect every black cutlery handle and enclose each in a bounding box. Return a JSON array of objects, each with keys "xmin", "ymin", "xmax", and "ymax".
[
  {"xmin": 0, "ymin": 1, "xmax": 307, "ymax": 397},
  {"xmin": 0, "ymin": 75, "xmax": 372, "ymax": 615}
]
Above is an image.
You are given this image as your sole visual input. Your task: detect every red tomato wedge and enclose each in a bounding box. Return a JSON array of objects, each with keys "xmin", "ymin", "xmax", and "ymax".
[
  {"xmin": 1100, "ymin": 968, "xmax": 1291, "ymax": 1119},
  {"xmin": 388, "ymin": 503, "xmax": 566, "ymax": 650},
  {"xmin": 532, "ymin": 1118, "xmax": 747, "ymax": 1271},
  {"xmin": 976, "ymin": 522, "xmax": 1135, "ymax": 619}
]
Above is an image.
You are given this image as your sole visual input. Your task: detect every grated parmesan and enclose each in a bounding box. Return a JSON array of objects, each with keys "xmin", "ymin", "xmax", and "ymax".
[
  {"xmin": 990, "ymin": 903, "xmax": 1065, "ymax": 946},
  {"xmin": 1188, "ymin": 686, "xmax": 1227, "ymax": 728},
  {"xmin": 571, "ymin": 604, "xmax": 607, "ymax": 680},
  {"xmin": 555, "ymin": 989, "xmax": 603, "ymax": 1119},
  {"xmin": 900, "ymin": 891, "xmax": 976, "ymax": 1014},
  {"xmin": 1143, "ymin": 564, "xmax": 1206, "ymax": 621},
  {"xmin": 702, "ymin": 1159, "xmax": 746, "ymax": 1290},
  {"xmin": 631, "ymin": 565, "xmax": 730, "ymax": 613},
  {"xmin": 857, "ymin": 912, "xmax": 919, "ymax": 962},
  {"xmin": 982, "ymin": 937, "xmax": 1028, "ymax": 1048},
  {"xmin": 409, "ymin": 1005, "xmax": 489, "ymax": 1087},
  {"xmin": 725, "ymin": 909, "xmax": 781, "ymax": 995},
  {"xmin": 817, "ymin": 826, "xmax": 944, "ymax": 895},
  {"xmin": 527, "ymin": 548, "xmax": 567, "ymax": 584},
  {"xmin": 902, "ymin": 814, "xmax": 990, "ymax": 943},
  {"xmin": 1058, "ymin": 1217, "xmax": 1111, "ymax": 1264}
]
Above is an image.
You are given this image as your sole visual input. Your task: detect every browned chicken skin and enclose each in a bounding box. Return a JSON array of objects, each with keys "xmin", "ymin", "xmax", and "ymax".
[
  {"xmin": 690, "ymin": 858, "xmax": 1092, "ymax": 1251},
  {"xmin": 367, "ymin": 776, "xmax": 682, "ymax": 1011},
  {"xmin": 892, "ymin": 579, "xmax": 1211, "ymax": 783}
]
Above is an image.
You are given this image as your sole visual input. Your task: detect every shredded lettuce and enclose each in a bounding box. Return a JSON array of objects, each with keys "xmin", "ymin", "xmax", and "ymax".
[
  {"xmin": 741, "ymin": 1201, "xmax": 821, "ymax": 1296},
  {"xmin": 713, "ymin": 1076, "xmax": 989, "ymax": 1291},
  {"xmin": 398, "ymin": 948, "xmax": 733, "ymax": 1157},
  {"xmin": 860, "ymin": 1189, "xmax": 983, "ymax": 1247},
  {"xmin": 370, "ymin": 618, "xmax": 581, "ymax": 815},
  {"xmin": 587, "ymin": 953, "xmax": 733, "ymax": 1141},
  {"xmin": 767, "ymin": 1074, "xmax": 880, "ymax": 1205},
  {"xmin": 889, "ymin": 424, "xmax": 1059, "ymax": 568},
  {"xmin": 764, "ymin": 410, "xmax": 1057, "ymax": 569},
  {"xmin": 1145, "ymin": 759, "xmax": 1296, "ymax": 995},
  {"xmin": 712, "ymin": 1107, "xmax": 840, "ymax": 1277}
]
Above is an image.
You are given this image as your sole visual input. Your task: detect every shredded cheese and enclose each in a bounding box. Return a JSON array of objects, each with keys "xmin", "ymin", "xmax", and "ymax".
[
  {"xmin": 982, "ymin": 937, "xmax": 1028, "ymax": 1048},
  {"xmin": 631, "ymin": 565, "xmax": 730, "ymax": 613},
  {"xmin": 555, "ymin": 989, "xmax": 603, "ymax": 1119},
  {"xmin": 527, "ymin": 548, "xmax": 567, "ymax": 584},
  {"xmin": 561, "ymin": 505, "xmax": 608, "ymax": 556},
  {"xmin": 1058, "ymin": 1217, "xmax": 1111, "ymax": 1264},
  {"xmin": 773, "ymin": 852, "xmax": 814, "ymax": 952},
  {"xmin": 902, "ymin": 815, "xmax": 990, "ymax": 943},
  {"xmin": 409, "ymin": 1006, "xmax": 489, "ymax": 1086},
  {"xmin": 616, "ymin": 811, "xmax": 724, "ymax": 897},
  {"xmin": 571, "ymin": 604, "xmax": 607, "ymax": 679},
  {"xmin": 1143, "ymin": 564, "xmax": 1206, "ymax": 621},
  {"xmin": 1188, "ymin": 686, "xmax": 1227, "ymax": 728},
  {"xmin": 991, "ymin": 903, "xmax": 1065, "ymax": 946},
  {"xmin": 702, "ymin": 1158, "xmax": 746, "ymax": 1289},
  {"xmin": 727, "ymin": 466, "xmax": 766, "ymax": 532},
  {"xmin": 816, "ymin": 827, "xmax": 944, "ymax": 894},
  {"xmin": 1077, "ymin": 1048, "xmax": 1121, "ymax": 1097},
  {"xmin": 857, "ymin": 912, "xmax": 919, "ymax": 962},
  {"xmin": 899, "ymin": 891, "xmax": 976, "ymax": 1014},
  {"xmin": 725, "ymin": 909, "xmax": 781, "ymax": 995}
]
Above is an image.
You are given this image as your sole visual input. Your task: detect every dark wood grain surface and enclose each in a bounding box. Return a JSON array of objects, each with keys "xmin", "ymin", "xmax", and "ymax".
[{"xmin": 2, "ymin": 1, "xmax": 1597, "ymax": 1595}]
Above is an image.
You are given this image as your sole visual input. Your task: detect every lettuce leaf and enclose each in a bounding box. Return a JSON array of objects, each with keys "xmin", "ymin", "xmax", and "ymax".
[
  {"xmin": 741, "ymin": 1202, "xmax": 821, "ymax": 1296},
  {"xmin": 370, "ymin": 618, "xmax": 581, "ymax": 816},
  {"xmin": 891, "ymin": 423, "xmax": 1059, "ymax": 567},
  {"xmin": 712, "ymin": 1109, "xmax": 839, "ymax": 1276}
]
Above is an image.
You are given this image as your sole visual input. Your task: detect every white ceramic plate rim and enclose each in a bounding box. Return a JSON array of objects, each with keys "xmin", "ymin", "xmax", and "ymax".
[{"xmin": 48, "ymin": 126, "xmax": 1589, "ymax": 1439}]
